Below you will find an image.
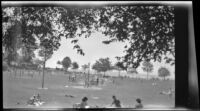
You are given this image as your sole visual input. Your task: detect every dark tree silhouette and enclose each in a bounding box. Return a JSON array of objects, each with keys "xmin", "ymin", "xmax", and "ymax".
[
  {"xmin": 62, "ymin": 56, "xmax": 72, "ymax": 72},
  {"xmin": 99, "ymin": 5, "xmax": 175, "ymax": 68},
  {"xmin": 92, "ymin": 58, "xmax": 112, "ymax": 76},
  {"xmin": 158, "ymin": 67, "xmax": 170, "ymax": 80},
  {"xmin": 72, "ymin": 62, "xmax": 79, "ymax": 70}
]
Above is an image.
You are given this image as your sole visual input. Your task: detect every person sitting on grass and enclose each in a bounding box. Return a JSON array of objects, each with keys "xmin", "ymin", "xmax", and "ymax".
[
  {"xmin": 80, "ymin": 97, "xmax": 89, "ymax": 108},
  {"xmin": 135, "ymin": 98, "xmax": 143, "ymax": 109},
  {"xmin": 36, "ymin": 94, "xmax": 41, "ymax": 102},
  {"xmin": 111, "ymin": 95, "xmax": 121, "ymax": 108},
  {"xmin": 27, "ymin": 94, "xmax": 38, "ymax": 105},
  {"xmin": 27, "ymin": 95, "xmax": 35, "ymax": 105}
]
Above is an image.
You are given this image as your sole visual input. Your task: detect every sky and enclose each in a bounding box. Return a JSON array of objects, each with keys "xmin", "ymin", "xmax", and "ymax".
[
  {"xmin": 44, "ymin": 31, "xmax": 175, "ymax": 78},
  {"xmin": 45, "ymin": 31, "xmax": 125, "ymax": 68}
]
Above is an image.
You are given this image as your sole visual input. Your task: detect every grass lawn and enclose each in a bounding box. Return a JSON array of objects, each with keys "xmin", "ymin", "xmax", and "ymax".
[{"xmin": 3, "ymin": 71, "xmax": 175, "ymax": 109}]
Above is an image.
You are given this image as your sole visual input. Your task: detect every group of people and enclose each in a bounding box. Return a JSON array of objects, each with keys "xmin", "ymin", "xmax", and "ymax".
[
  {"xmin": 111, "ymin": 96, "xmax": 143, "ymax": 109},
  {"xmin": 75, "ymin": 95, "xmax": 143, "ymax": 109},
  {"xmin": 27, "ymin": 94, "xmax": 44, "ymax": 106}
]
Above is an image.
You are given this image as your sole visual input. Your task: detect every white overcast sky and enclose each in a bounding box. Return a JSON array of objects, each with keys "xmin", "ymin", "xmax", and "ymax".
[
  {"xmin": 45, "ymin": 31, "xmax": 125, "ymax": 68},
  {"xmin": 43, "ymin": 31, "xmax": 175, "ymax": 78}
]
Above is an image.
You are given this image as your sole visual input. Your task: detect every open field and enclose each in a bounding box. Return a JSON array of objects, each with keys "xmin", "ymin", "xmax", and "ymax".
[{"xmin": 3, "ymin": 71, "xmax": 175, "ymax": 109}]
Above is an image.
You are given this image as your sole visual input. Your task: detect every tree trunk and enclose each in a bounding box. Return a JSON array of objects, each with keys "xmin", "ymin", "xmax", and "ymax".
[
  {"xmin": 67, "ymin": 70, "xmax": 71, "ymax": 81},
  {"xmin": 147, "ymin": 72, "xmax": 149, "ymax": 80},
  {"xmin": 42, "ymin": 61, "xmax": 46, "ymax": 88}
]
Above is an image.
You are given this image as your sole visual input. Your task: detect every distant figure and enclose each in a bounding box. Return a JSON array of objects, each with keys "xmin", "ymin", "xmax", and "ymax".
[
  {"xmin": 111, "ymin": 95, "xmax": 121, "ymax": 108},
  {"xmin": 80, "ymin": 97, "xmax": 89, "ymax": 108},
  {"xmin": 96, "ymin": 78, "xmax": 99, "ymax": 86},
  {"xmin": 135, "ymin": 98, "xmax": 143, "ymax": 109}
]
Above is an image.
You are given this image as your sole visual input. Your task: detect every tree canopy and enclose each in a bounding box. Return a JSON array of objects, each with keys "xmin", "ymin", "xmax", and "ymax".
[
  {"xmin": 38, "ymin": 46, "xmax": 53, "ymax": 63},
  {"xmin": 2, "ymin": 5, "xmax": 175, "ymax": 68},
  {"xmin": 158, "ymin": 67, "xmax": 170, "ymax": 80},
  {"xmin": 99, "ymin": 5, "xmax": 175, "ymax": 68},
  {"xmin": 92, "ymin": 58, "xmax": 112, "ymax": 74},
  {"xmin": 72, "ymin": 62, "xmax": 79, "ymax": 70},
  {"xmin": 115, "ymin": 61, "xmax": 127, "ymax": 71},
  {"xmin": 62, "ymin": 56, "xmax": 72, "ymax": 71},
  {"xmin": 57, "ymin": 61, "xmax": 61, "ymax": 65},
  {"xmin": 33, "ymin": 58, "xmax": 43, "ymax": 69}
]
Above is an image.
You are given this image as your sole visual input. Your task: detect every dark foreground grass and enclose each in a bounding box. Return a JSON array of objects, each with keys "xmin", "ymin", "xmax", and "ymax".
[{"xmin": 3, "ymin": 72, "xmax": 175, "ymax": 109}]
